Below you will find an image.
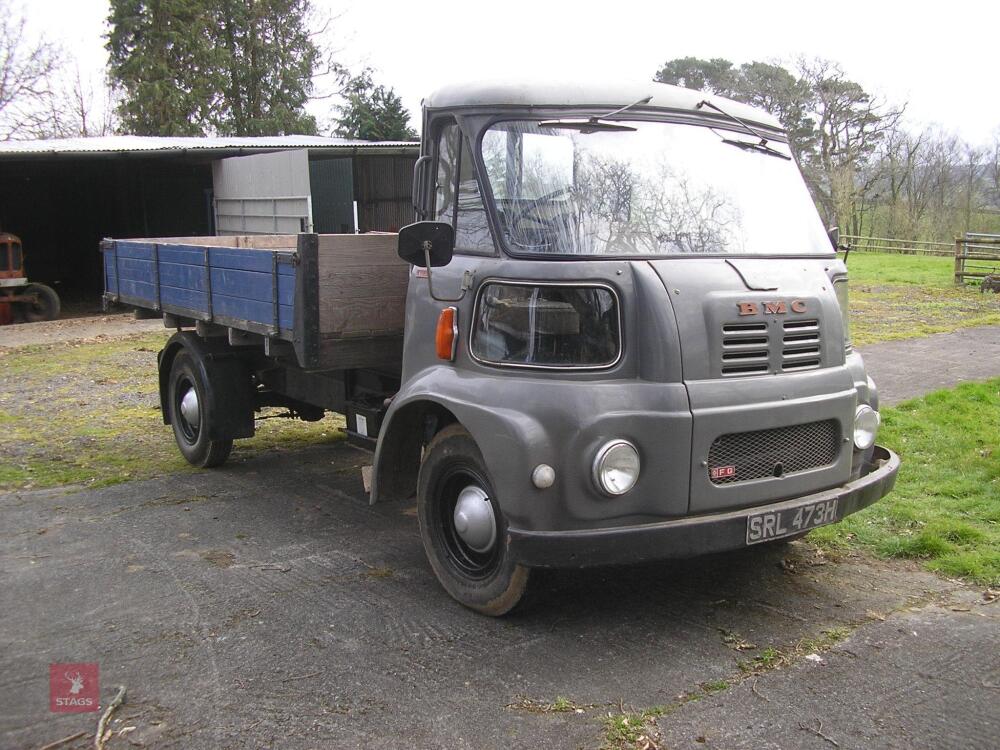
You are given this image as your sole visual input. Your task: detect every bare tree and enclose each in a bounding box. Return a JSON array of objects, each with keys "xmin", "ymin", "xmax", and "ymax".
[
  {"xmin": 0, "ymin": 0, "xmax": 62, "ymax": 139},
  {"xmin": 796, "ymin": 57, "xmax": 905, "ymax": 235},
  {"xmin": 29, "ymin": 68, "xmax": 118, "ymax": 139}
]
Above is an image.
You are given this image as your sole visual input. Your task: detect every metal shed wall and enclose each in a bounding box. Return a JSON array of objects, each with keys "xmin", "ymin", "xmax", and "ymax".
[
  {"xmin": 354, "ymin": 156, "xmax": 417, "ymax": 233},
  {"xmin": 212, "ymin": 150, "xmax": 312, "ymax": 234}
]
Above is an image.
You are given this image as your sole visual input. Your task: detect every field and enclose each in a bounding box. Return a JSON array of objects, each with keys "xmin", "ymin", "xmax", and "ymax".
[
  {"xmin": 847, "ymin": 251, "xmax": 1000, "ymax": 344},
  {"xmin": 811, "ymin": 378, "xmax": 1000, "ymax": 585},
  {"xmin": 0, "ymin": 332, "xmax": 343, "ymax": 491}
]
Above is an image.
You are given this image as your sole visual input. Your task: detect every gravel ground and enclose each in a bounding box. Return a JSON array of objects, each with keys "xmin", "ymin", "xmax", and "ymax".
[
  {"xmin": 0, "ymin": 313, "xmax": 162, "ymax": 348},
  {"xmin": 1, "ymin": 316, "xmax": 997, "ymax": 749}
]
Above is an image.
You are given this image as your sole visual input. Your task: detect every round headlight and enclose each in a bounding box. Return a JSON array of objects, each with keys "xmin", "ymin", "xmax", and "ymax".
[
  {"xmin": 854, "ymin": 405, "xmax": 880, "ymax": 450},
  {"xmin": 593, "ymin": 440, "xmax": 640, "ymax": 496}
]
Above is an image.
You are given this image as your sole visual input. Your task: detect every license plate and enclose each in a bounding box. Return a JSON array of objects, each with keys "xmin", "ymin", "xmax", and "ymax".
[{"xmin": 746, "ymin": 498, "xmax": 838, "ymax": 545}]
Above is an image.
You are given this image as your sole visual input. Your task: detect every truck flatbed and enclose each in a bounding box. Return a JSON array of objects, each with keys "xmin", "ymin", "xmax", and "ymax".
[{"xmin": 102, "ymin": 233, "xmax": 408, "ymax": 373}]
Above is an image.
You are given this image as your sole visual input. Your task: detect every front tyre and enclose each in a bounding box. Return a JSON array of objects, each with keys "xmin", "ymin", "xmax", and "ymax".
[
  {"xmin": 417, "ymin": 424, "xmax": 530, "ymax": 616},
  {"xmin": 167, "ymin": 349, "xmax": 233, "ymax": 468}
]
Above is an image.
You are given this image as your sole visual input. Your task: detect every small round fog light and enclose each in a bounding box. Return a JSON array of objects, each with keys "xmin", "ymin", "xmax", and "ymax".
[
  {"xmin": 854, "ymin": 405, "xmax": 880, "ymax": 450},
  {"xmin": 593, "ymin": 440, "xmax": 640, "ymax": 496},
  {"xmin": 532, "ymin": 464, "xmax": 555, "ymax": 489}
]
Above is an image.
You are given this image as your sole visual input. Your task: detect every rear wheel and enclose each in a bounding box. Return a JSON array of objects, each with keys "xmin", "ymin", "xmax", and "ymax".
[
  {"xmin": 20, "ymin": 283, "xmax": 60, "ymax": 322},
  {"xmin": 417, "ymin": 424, "xmax": 530, "ymax": 616},
  {"xmin": 167, "ymin": 349, "xmax": 233, "ymax": 468}
]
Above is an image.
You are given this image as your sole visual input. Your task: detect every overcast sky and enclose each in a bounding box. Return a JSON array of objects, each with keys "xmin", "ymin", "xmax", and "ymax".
[{"xmin": 24, "ymin": 0, "xmax": 1000, "ymax": 144}]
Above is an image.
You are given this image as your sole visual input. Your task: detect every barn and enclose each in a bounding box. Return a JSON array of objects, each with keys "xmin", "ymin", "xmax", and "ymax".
[{"xmin": 0, "ymin": 136, "xmax": 419, "ymax": 309}]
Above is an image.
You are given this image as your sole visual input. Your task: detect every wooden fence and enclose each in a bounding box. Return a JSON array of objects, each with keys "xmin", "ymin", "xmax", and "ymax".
[
  {"xmin": 842, "ymin": 233, "xmax": 1000, "ymax": 285},
  {"xmin": 840, "ymin": 235, "xmax": 954, "ymax": 256},
  {"xmin": 954, "ymin": 233, "xmax": 1000, "ymax": 285}
]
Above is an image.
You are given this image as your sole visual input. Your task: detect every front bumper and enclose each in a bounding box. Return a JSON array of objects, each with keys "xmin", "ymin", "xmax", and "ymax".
[{"xmin": 508, "ymin": 445, "xmax": 899, "ymax": 568}]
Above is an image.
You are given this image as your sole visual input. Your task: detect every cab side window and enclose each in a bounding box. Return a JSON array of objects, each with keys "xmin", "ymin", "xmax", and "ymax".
[{"xmin": 432, "ymin": 121, "xmax": 495, "ymax": 256}]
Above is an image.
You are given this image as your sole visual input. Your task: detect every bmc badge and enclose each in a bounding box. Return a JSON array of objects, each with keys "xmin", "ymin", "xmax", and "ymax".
[
  {"xmin": 737, "ymin": 300, "xmax": 807, "ymax": 316},
  {"xmin": 50, "ymin": 663, "xmax": 99, "ymax": 712},
  {"xmin": 710, "ymin": 465, "xmax": 736, "ymax": 480}
]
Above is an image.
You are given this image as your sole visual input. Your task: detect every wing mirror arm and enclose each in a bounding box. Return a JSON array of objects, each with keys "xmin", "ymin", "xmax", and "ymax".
[{"xmin": 421, "ymin": 240, "xmax": 471, "ymax": 303}]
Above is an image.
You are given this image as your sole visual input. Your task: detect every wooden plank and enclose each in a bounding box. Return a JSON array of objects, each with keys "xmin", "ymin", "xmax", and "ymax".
[
  {"xmin": 139, "ymin": 235, "xmax": 300, "ymax": 248},
  {"xmin": 316, "ymin": 233, "xmax": 403, "ymax": 267},
  {"xmin": 209, "ymin": 267, "xmax": 295, "ymax": 306},
  {"xmin": 315, "ymin": 334, "xmax": 404, "ymax": 372},
  {"xmin": 317, "ymin": 264, "xmax": 409, "ymax": 301},
  {"xmin": 318, "ymin": 295, "xmax": 406, "ymax": 337},
  {"xmin": 315, "ymin": 233, "xmax": 409, "ymax": 337},
  {"xmin": 212, "ymin": 291, "xmax": 295, "ymax": 330}
]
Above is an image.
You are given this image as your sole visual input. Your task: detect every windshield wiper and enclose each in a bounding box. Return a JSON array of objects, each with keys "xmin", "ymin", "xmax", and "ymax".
[
  {"xmin": 696, "ymin": 99, "xmax": 791, "ymax": 161},
  {"xmin": 540, "ymin": 95, "xmax": 653, "ymax": 134}
]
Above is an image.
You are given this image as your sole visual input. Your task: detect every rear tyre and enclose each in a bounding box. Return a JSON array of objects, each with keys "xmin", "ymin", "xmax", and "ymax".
[
  {"xmin": 417, "ymin": 424, "xmax": 530, "ymax": 616},
  {"xmin": 20, "ymin": 283, "xmax": 60, "ymax": 322},
  {"xmin": 167, "ymin": 349, "xmax": 233, "ymax": 468}
]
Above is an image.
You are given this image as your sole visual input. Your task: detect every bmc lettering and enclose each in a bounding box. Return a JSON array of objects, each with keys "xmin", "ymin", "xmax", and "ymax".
[{"xmin": 737, "ymin": 300, "xmax": 807, "ymax": 316}]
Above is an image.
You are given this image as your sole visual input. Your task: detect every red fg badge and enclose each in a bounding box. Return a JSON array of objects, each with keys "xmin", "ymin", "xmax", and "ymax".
[
  {"xmin": 50, "ymin": 663, "xmax": 99, "ymax": 712},
  {"xmin": 710, "ymin": 465, "xmax": 736, "ymax": 480}
]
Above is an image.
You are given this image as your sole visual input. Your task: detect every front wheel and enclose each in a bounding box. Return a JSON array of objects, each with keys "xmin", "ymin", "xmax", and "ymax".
[
  {"xmin": 417, "ymin": 424, "xmax": 530, "ymax": 616},
  {"xmin": 167, "ymin": 349, "xmax": 233, "ymax": 468}
]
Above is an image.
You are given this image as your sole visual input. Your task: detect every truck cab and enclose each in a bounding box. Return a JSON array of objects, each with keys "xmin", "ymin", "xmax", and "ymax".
[{"xmin": 372, "ymin": 81, "xmax": 898, "ymax": 614}]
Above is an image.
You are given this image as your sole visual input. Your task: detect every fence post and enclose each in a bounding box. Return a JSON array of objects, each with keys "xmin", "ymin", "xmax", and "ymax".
[{"xmin": 954, "ymin": 236, "xmax": 964, "ymax": 285}]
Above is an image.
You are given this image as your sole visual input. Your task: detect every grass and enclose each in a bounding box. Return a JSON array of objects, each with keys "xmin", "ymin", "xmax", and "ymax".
[
  {"xmin": 0, "ymin": 333, "xmax": 346, "ymax": 491},
  {"xmin": 846, "ymin": 252, "xmax": 1000, "ymax": 345},
  {"xmin": 810, "ymin": 378, "xmax": 1000, "ymax": 586}
]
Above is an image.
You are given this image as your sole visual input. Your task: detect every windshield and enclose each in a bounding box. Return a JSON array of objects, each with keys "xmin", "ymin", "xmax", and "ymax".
[{"xmin": 480, "ymin": 119, "xmax": 830, "ymax": 256}]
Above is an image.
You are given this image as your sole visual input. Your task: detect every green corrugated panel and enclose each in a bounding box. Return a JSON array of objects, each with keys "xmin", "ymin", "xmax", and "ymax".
[{"xmin": 309, "ymin": 157, "xmax": 355, "ymax": 233}]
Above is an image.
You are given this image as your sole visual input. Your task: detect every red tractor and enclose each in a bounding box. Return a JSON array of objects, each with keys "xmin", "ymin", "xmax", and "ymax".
[{"xmin": 0, "ymin": 233, "xmax": 60, "ymax": 325}]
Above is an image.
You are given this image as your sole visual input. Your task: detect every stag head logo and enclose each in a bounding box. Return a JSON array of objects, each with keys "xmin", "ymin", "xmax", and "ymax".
[
  {"xmin": 65, "ymin": 671, "xmax": 85, "ymax": 695},
  {"xmin": 50, "ymin": 662, "xmax": 99, "ymax": 713}
]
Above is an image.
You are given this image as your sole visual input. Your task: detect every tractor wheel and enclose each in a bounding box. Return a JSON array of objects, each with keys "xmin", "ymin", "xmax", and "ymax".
[{"xmin": 20, "ymin": 283, "xmax": 60, "ymax": 322}]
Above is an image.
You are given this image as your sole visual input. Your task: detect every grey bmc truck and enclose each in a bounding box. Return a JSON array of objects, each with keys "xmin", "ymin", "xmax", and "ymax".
[{"xmin": 103, "ymin": 81, "xmax": 899, "ymax": 615}]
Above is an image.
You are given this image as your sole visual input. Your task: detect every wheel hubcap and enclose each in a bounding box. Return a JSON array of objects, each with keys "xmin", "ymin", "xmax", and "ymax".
[
  {"xmin": 179, "ymin": 387, "xmax": 200, "ymax": 428},
  {"xmin": 452, "ymin": 485, "xmax": 496, "ymax": 553}
]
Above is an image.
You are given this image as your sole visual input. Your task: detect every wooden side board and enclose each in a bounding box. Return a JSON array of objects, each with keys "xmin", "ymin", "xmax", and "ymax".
[
  {"xmin": 316, "ymin": 233, "xmax": 409, "ymax": 338},
  {"xmin": 139, "ymin": 235, "xmax": 300, "ymax": 249}
]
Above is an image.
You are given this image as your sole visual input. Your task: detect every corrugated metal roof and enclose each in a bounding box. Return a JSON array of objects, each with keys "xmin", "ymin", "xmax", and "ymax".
[{"xmin": 0, "ymin": 134, "xmax": 419, "ymax": 158}]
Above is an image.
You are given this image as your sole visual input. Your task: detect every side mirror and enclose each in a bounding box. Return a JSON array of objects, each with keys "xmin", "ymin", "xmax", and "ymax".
[
  {"xmin": 827, "ymin": 225, "xmax": 840, "ymax": 250},
  {"xmin": 398, "ymin": 221, "xmax": 455, "ymax": 268}
]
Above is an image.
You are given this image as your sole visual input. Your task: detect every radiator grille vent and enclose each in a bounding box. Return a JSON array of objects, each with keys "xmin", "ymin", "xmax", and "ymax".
[
  {"xmin": 721, "ymin": 322, "xmax": 769, "ymax": 376},
  {"xmin": 782, "ymin": 319, "xmax": 821, "ymax": 372},
  {"xmin": 708, "ymin": 419, "xmax": 841, "ymax": 485},
  {"xmin": 720, "ymin": 318, "xmax": 823, "ymax": 376}
]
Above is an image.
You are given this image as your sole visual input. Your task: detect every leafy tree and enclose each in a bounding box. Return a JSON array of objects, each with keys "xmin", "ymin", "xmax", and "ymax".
[
  {"xmin": 215, "ymin": 0, "xmax": 319, "ymax": 136},
  {"xmin": 334, "ymin": 70, "xmax": 417, "ymax": 141},
  {"xmin": 106, "ymin": 0, "xmax": 320, "ymax": 136},
  {"xmin": 656, "ymin": 56, "xmax": 814, "ymax": 161},
  {"xmin": 107, "ymin": 0, "xmax": 221, "ymax": 136},
  {"xmin": 655, "ymin": 57, "xmax": 737, "ymax": 97}
]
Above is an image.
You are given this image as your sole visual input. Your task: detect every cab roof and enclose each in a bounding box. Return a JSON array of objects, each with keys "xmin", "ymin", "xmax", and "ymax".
[{"xmin": 424, "ymin": 79, "xmax": 782, "ymax": 132}]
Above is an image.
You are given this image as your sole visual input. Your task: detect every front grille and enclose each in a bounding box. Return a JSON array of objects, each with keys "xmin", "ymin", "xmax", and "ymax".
[
  {"xmin": 721, "ymin": 322, "xmax": 769, "ymax": 376},
  {"xmin": 782, "ymin": 319, "xmax": 821, "ymax": 371},
  {"xmin": 719, "ymin": 318, "xmax": 823, "ymax": 376},
  {"xmin": 707, "ymin": 419, "xmax": 841, "ymax": 485}
]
